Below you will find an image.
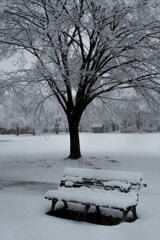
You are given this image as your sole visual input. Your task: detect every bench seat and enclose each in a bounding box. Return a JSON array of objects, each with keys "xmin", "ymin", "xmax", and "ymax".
[{"xmin": 45, "ymin": 187, "xmax": 138, "ymax": 210}]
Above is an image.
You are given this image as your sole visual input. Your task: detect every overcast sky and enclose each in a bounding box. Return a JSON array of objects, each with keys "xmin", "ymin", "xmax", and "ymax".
[{"xmin": 0, "ymin": 52, "xmax": 34, "ymax": 72}]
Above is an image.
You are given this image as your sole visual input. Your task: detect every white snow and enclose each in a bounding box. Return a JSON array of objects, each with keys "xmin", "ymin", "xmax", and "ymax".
[
  {"xmin": 0, "ymin": 133, "xmax": 160, "ymax": 240},
  {"xmin": 65, "ymin": 181, "xmax": 74, "ymax": 187},
  {"xmin": 62, "ymin": 175, "xmax": 132, "ymax": 191},
  {"xmin": 45, "ymin": 187, "xmax": 138, "ymax": 209},
  {"xmin": 102, "ymin": 180, "xmax": 131, "ymax": 190},
  {"xmin": 91, "ymin": 123, "xmax": 104, "ymax": 128},
  {"xmin": 62, "ymin": 176, "xmax": 83, "ymax": 182}
]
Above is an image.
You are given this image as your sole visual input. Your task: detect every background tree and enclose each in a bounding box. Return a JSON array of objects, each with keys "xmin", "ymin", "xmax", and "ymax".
[
  {"xmin": 1, "ymin": 0, "xmax": 160, "ymax": 158},
  {"xmin": 0, "ymin": 78, "xmax": 64, "ymax": 134}
]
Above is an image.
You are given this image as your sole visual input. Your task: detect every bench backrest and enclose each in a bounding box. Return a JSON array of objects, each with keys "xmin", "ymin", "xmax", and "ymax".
[{"xmin": 60, "ymin": 167, "xmax": 143, "ymax": 193}]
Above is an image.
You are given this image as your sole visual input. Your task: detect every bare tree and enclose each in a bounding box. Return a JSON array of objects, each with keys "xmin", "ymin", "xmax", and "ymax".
[{"xmin": 1, "ymin": 0, "xmax": 160, "ymax": 158}]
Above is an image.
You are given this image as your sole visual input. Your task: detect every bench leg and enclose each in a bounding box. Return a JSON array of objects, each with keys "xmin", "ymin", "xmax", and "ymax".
[
  {"xmin": 96, "ymin": 206, "xmax": 100, "ymax": 215},
  {"xmin": 84, "ymin": 204, "xmax": 90, "ymax": 219},
  {"xmin": 51, "ymin": 199, "xmax": 58, "ymax": 214},
  {"xmin": 62, "ymin": 200, "xmax": 68, "ymax": 210},
  {"xmin": 131, "ymin": 206, "xmax": 137, "ymax": 220},
  {"xmin": 96, "ymin": 206, "xmax": 101, "ymax": 222},
  {"xmin": 122, "ymin": 209, "xmax": 129, "ymax": 221}
]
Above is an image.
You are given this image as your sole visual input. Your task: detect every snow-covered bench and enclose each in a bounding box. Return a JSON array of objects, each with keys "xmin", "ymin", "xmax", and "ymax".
[{"xmin": 45, "ymin": 167, "xmax": 143, "ymax": 221}]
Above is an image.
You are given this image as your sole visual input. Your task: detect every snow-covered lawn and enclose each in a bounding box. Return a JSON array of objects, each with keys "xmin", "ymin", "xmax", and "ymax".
[{"xmin": 0, "ymin": 133, "xmax": 160, "ymax": 240}]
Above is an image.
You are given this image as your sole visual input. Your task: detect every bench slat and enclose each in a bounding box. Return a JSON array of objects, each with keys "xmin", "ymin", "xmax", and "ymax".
[{"xmin": 63, "ymin": 167, "xmax": 143, "ymax": 185}]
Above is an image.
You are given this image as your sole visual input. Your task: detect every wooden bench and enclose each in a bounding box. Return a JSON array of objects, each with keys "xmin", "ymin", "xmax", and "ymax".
[{"xmin": 45, "ymin": 167, "xmax": 143, "ymax": 222}]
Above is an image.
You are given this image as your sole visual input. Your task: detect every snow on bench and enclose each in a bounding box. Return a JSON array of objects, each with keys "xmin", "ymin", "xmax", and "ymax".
[{"xmin": 45, "ymin": 167, "xmax": 143, "ymax": 222}]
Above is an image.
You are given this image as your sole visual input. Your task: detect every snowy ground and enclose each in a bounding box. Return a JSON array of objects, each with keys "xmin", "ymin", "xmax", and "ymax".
[{"xmin": 0, "ymin": 133, "xmax": 160, "ymax": 240}]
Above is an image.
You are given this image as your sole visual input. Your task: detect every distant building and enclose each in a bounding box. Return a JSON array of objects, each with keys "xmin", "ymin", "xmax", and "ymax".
[
  {"xmin": 103, "ymin": 122, "xmax": 120, "ymax": 132},
  {"xmin": 120, "ymin": 124, "xmax": 139, "ymax": 133},
  {"xmin": 142, "ymin": 118, "xmax": 160, "ymax": 132},
  {"xmin": 91, "ymin": 123, "xmax": 104, "ymax": 133}
]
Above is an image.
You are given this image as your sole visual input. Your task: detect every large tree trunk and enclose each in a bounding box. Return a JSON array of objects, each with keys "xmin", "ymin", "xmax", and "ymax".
[{"xmin": 68, "ymin": 118, "xmax": 81, "ymax": 159}]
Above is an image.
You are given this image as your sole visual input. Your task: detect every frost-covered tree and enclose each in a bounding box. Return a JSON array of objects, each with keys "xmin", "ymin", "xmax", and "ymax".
[
  {"xmin": 1, "ymin": 0, "xmax": 160, "ymax": 158},
  {"xmin": 0, "ymin": 80, "xmax": 62, "ymax": 131}
]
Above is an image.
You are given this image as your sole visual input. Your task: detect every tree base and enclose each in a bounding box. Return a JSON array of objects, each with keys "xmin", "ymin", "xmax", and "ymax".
[{"xmin": 67, "ymin": 154, "xmax": 82, "ymax": 160}]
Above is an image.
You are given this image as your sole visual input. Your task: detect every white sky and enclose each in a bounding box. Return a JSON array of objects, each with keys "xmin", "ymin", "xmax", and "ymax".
[
  {"xmin": 0, "ymin": 52, "xmax": 34, "ymax": 72},
  {"xmin": 0, "ymin": 59, "xmax": 16, "ymax": 71}
]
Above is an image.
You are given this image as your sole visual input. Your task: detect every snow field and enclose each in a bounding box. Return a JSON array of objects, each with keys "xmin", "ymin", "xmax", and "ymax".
[{"xmin": 0, "ymin": 133, "xmax": 160, "ymax": 239}]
